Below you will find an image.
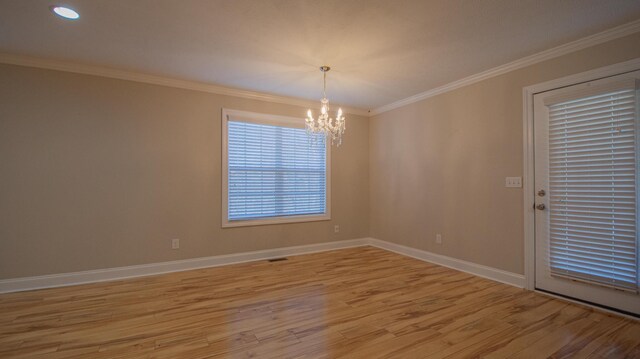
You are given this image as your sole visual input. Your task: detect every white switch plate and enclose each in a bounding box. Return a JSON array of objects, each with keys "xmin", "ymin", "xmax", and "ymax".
[
  {"xmin": 436, "ymin": 234, "xmax": 442, "ymax": 245},
  {"xmin": 171, "ymin": 238, "xmax": 180, "ymax": 249},
  {"xmin": 334, "ymin": 225, "xmax": 340, "ymax": 233},
  {"xmin": 505, "ymin": 177, "xmax": 522, "ymax": 188}
]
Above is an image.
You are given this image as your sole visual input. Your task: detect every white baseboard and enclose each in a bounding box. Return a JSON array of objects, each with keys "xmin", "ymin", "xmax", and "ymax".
[
  {"xmin": 0, "ymin": 237, "xmax": 525, "ymax": 294},
  {"xmin": 368, "ymin": 238, "xmax": 526, "ymax": 288},
  {"xmin": 0, "ymin": 238, "xmax": 369, "ymax": 294}
]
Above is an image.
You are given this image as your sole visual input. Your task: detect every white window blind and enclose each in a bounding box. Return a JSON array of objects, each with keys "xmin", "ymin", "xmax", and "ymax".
[
  {"xmin": 547, "ymin": 83, "xmax": 639, "ymax": 292},
  {"xmin": 227, "ymin": 120, "xmax": 327, "ymax": 222}
]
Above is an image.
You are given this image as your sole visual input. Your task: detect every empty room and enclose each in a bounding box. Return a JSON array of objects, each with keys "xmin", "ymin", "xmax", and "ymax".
[{"xmin": 1, "ymin": 1, "xmax": 640, "ymax": 358}]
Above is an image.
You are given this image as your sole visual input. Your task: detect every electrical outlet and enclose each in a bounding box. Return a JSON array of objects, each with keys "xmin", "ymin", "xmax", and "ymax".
[
  {"xmin": 334, "ymin": 225, "xmax": 340, "ymax": 233},
  {"xmin": 505, "ymin": 177, "xmax": 522, "ymax": 188},
  {"xmin": 436, "ymin": 234, "xmax": 442, "ymax": 245},
  {"xmin": 171, "ymin": 238, "xmax": 180, "ymax": 250}
]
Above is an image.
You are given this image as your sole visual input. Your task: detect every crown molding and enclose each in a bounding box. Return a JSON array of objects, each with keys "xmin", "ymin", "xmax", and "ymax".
[
  {"xmin": 370, "ymin": 19, "xmax": 640, "ymax": 116},
  {"xmin": 2, "ymin": 18, "xmax": 638, "ymax": 119},
  {"xmin": 0, "ymin": 53, "xmax": 370, "ymax": 117}
]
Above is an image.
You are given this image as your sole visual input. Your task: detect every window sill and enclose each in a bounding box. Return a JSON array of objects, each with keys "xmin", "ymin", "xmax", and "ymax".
[{"xmin": 222, "ymin": 213, "xmax": 330, "ymax": 228}]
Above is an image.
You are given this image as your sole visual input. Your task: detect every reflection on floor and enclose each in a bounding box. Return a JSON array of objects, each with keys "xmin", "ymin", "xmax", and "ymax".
[{"xmin": 0, "ymin": 246, "xmax": 638, "ymax": 358}]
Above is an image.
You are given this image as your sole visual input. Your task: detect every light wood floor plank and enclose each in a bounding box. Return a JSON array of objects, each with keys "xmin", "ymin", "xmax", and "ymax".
[{"xmin": 0, "ymin": 246, "xmax": 638, "ymax": 358}]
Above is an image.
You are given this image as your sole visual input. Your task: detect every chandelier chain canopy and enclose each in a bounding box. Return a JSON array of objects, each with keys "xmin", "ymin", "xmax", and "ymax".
[{"xmin": 305, "ymin": 66, "xmax": 346, "ymax": 147}]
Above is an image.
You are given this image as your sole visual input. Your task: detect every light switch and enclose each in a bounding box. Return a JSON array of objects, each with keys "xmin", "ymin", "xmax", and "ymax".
[{"xmin": 505, "ymin": 177, "xmax": 522, "ymax": 188}]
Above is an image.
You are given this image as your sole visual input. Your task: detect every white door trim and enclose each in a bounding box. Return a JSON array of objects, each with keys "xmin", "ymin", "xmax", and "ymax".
[{"xmin": 522, "ymin": 57, "xmax": 640, "ymax": 290}]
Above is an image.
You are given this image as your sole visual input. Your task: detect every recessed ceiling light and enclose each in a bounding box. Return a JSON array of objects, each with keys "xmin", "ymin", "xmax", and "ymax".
[{"xmin": 51, "ymin": 6, "xmax": 80, "ymax": 20}]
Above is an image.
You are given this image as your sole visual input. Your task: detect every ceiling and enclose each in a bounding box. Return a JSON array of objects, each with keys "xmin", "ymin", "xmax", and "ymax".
[{"xmin": 1, "ymin": 1, "xmax": 639, "ymax": 111}]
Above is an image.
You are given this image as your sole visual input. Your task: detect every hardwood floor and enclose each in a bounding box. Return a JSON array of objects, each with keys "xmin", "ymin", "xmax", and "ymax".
[{"xmin": 0, "ymin": 246, "xmax": 638, "ymax": 358}]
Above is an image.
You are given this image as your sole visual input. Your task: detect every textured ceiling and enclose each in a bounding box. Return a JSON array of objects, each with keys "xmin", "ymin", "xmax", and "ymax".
[{"xmin": 1, "ymin": 0, "xmax": 639, "ymax": 110}]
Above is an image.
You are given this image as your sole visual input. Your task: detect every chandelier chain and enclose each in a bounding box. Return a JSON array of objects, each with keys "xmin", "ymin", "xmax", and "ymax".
[{"xmin": 323, "ymin": 71, "xmax": 327, "ymax": 99}]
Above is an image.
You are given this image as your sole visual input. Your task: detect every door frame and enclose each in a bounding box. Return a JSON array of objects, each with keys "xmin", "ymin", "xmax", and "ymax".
[{"xmin": 522, "ymin": 57, "xmax": 640, "ymax": 291}]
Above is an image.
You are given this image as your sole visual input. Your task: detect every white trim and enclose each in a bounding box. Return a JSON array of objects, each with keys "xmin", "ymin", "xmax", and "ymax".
[
  {"xmin": 221, "ymin": 108, "xmax": 331, "ymax": 228},
  {"xmin": 0, "ymin": 239, "xmax": 370, "ymax": 294},
  {"xmin": 371, "ymin": 19, "xmax": 640, "ymax": 116},
  {"xmin": 522, "ymin": 58, "xmax": 640, "ymax": 95},
  {"xmin": 522, "ymin": 57, "xmax": 640, "ymax": 291},
  {"xmin": 2, "ymin": 20, "xmax": 638, "ymax": 119},
  {"xmin": 368, "ymin": 238, "xmax": 526, "ymax": 288},
  {"xmin": 222, "ymin": 214, "xmax": 331, "ymax": 228},
  {"xmin": 222, "ymin": 108, "xmax": 307, "ymax": 129},
  {"xmin": 0, "ymin": 238, "xmax": 526, "ymax": 294},
  {"xmin": 523, "ymin": 86, "xmax": 537, "ymax": 291},
  {"xmin": 5, "ymin": 236, "xmax": 636, "ymax": 317},
  {"xmin": 0, "ymin": 53, "xmax": 369, "ymax": 117}
]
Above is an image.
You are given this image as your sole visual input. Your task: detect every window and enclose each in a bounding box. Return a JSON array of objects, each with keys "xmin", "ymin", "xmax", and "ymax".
[
  {"xmin": 222, "ymin": 109, "xmax": 330, "ymax": 227},
  {"xmin": 544, "ymin": 79, "xmax": 639, "ymax": 292}
]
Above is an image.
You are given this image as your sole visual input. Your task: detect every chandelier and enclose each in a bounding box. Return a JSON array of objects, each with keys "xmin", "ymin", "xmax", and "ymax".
[{"xmin": 305, "ymin": 66, "xmax": 346, "ymax": 146}]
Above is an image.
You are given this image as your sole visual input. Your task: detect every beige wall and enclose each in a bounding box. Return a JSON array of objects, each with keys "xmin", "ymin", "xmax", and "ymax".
[
  {"xmin": 0, "ymin": 64, "xmax": 369, "ymax": 279},
  {"xmin": 2, "ymin": 32, "xmax": 639, "ymax": 281},
  {"xmin": 370, "ymin": 32, "xmax": 640, "ymax": 274}
]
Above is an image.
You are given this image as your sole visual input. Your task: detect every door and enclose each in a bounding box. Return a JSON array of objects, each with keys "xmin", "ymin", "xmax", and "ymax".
[{"xmin": 534, "ymin": 70, "xmax": 640, "ymax": 315}]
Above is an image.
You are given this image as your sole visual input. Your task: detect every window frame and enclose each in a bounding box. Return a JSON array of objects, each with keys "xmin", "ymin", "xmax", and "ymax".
[{"xmin": 221, "ymin": 108, "xmax": 331, "ymax": 228}]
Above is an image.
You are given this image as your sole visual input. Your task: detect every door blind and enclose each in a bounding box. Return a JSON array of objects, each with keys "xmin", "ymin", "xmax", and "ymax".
[
  {"xmin": 547, "ymin": 85, "xmax": 639, "ymax": 292},
  {"xmin": 227, "ymin": 120, "xmax": 326, "ymax": 221}
]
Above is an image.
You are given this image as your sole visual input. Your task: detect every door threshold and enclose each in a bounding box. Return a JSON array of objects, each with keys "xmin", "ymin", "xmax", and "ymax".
[{"xmin": 535, "ymin": 288, "xmax": 639, "ymax": 321}]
